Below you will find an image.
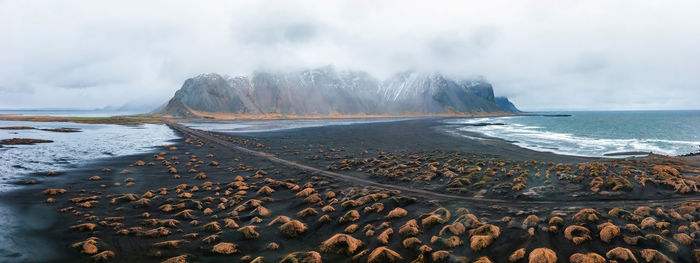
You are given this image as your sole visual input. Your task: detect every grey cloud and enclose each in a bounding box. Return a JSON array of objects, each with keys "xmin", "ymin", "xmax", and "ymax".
[
  {"xmin": 558, "ymin": 54, "xmax": 608, "ymax": 75},
  {"xmin": 0, "ymin": 0, "xmax": 698, "ymax": 110},
  {"xmin": 284, "ymin": 23, "xmax": 317, "ymax": 43}
]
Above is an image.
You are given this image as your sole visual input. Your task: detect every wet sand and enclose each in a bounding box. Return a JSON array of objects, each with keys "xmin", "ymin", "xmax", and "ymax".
[{"xmin": 1, "ymin": 118, "xmax": 698, "ymax": 262}]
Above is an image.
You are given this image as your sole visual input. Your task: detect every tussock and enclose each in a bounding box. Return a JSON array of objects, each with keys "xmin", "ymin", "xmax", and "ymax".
[
  {"xmin": 203, "ymin": 208, "xmax": 213, "ymax": 215},
  {"xmin": 212, "ymin": 242, "xmax": 238, "ymax": 255},
  {"xmin": 257, "ymin": 186, "xmax": 275, "ymax": 195},
  {"xmin": 508, "ymin": 248, "xmax": 525, "ymax": 262},
  {"xmin": 344, "ymin": 224, "xmax": 359, "ymax": 233},
  {"xmin": 70, "ymin": 196, "xmax": 97, "ymax": 203},
  {"xmin": 367, "ymin": 246, "xmax": 403, "ymax": 263},
  {"xmin": 161, "ymin": 255, "xmax": 188, "ymax": 263},
  {"xmin": 523, "ymin": 215, "xmax": 541, "ymax": 226},
  {"xmin": 364, "ymin": 202, "xmax": 384, "ymax": 213},
  {"xmin": 279, "ymin": 220, "xmax": 308, "ymax": 237},
  {"xmin": 644, "ymin": 234, "xmax": 679, "ymax": 253},
  {"xmin": 296, "ymin": 207, "xmax": 318, "ymax": 218},
  {"xmin": 250, "ymin": 206, "xmax": 270, "ymax": 217},
  {"xmin": 626, "ymin": 224, "xmax": 641, "ymax": 233},
  {"xmin": 266, "ymin": 242, "xmax": 279, "ymax": 250},
  {"xmin": 318, "ymin": 214, "xmax": 331, "ymax": 223},
  {"xmin": 268, "ymin": 216, "xmax": 291, "ymax": 226},
  {"xmin": 609, "ymin": 208, "xmax": 640, "ymax": 221},
  {"xmin": 72, "ymin": 237, "xmax": 99, "ymax": 254},
  {"xmin": 399, "ymin": 219, "xmax": 420, "ymax": 236},
  {"xmin": 175, "ymin": 209, "xmax": 197, "ymax": 219},
  {"xmin": 142, "ymin": 219, "xmax": 179, "ymax": 227},
  {"xmin": 467, "ymin": 235, "xmax": 491, "ymax": 250},
  {"xmin": 153, "ymin": 239, "xmax": 188, "ymax": 248},
  {"xmin": 469, "ymin": 224, "xmax": 500, "ymax": 250},
  {"xmin": 142, "ymin": 227, "xmax": 172, "ymax": 238},
  {"xmin": 237, "ymin": 225, "xmax": 259, "ymax": 239},
  {"xmin": 202, "ymin": 234, "xmax": 218, "ymax": 244},
  {"xmin": 474, "ymin": 257, "xmax": 493, "ymax": 263},
  {"xmin": 548, "ymin": 216, "xmax": 564, "ymax": 225},
  {"xmin": 43, "ymin": 188, "xmax": 67, "ymax": 195},
  {"xmin": 640, "ymin": 249, "xmax": 671, "ymax": 263},
  {"xmin": 422, "ymin": 207, "xmax": 451, "ymax": 226},
  {"xmin": 91, "ymin": 251, "xmax": 115, "ymax": 262},
  {"xmin": 572, "ymin": 208, "xmax": 599, "ymax": 223},
  {"xmin": 160, "ymin": 204, "xmax": 174, "ymax": 212},
  {"xmin": 605, "ymin": 247, "xmax": 637, "ymax": 262},
  {"xmin": 432, "ymin": 235, "xmax": 462, "ymax": 248},
  {"xmin": 569, "ymin": 253, "xmax": 606, "ymax": 263},
  {"xmin": 319, "ymin": 234, "xmax": 364, "ymax": 255},
  {"xmin": 672, "ymin": 233, "xmax": 692, "ymax": 245},
  {"xmin": 70, "ymin": 223, "xmax": 97, "ymax": 232},
  {"xmin": 304, "ymin": 194, "xmax": 322, "ymax": 204},
  {"xmin": 223, "ymin": 218, "xmax": 239, "ymax": 228},
  {"xmin": 470, "ymin": 224, "xmax": 500, "ymax": 237},
  {"xmin": 597, "ymin": 222, "xmax": 621, "ymax": 243},
  {"xmin": 201, "ymin": 221, "xmax": 221, "ymax": 232},
  {"xmin": 634, "ymin": 206, "xmax": 651, "ymax": 217},
  {"xmin": 295, "ymin": 187, "xmax": 315, "ymax": 197},
  {"xmin": 564, "ymin": 225, "xmax": 591, "ymax": 245},
  {"xmin": 79, "ymin": 200, "xmax": 99, "ymax": 208},
  {"xmin": 183, "ymin": 233, "xmax": 198, "ymax": 239},
  {"xmin": 640, "ymin": 217, "xmax": 656, "ymax": 230},
  {"xmin": 377, "ymin": 228, "xmax": 394, "ymax": 244},
  {"xmin": 280, "ymin": 251, "xmax": 322, "ymax": 263},
  {"xmin": 431, "ymin": 250, "xmax": 450, "ymax": 262},
  {"xmin": 402, "ymin": 237, "xmax": 422, "ymax": 248},
  {"xmin": 339, "ymin": 210, "xmax": 360, "ymax": 224},
  {"xmin": 454, "ymin": 213, "xmax": 482, "ymax": 227},
  {"xmin": 322, "ymin": 205, "xmax": 335, "ymax": 212},
  {"xmin": 439, "ymin": 222, "xmax": 466, "ymax": 236},
  {"xmin": 528, "ymin": 248, "xmax": 557, "ymax": 263}
]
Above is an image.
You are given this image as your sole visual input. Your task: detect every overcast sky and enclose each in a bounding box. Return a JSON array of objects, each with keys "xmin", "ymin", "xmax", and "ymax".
[{"xmin": 1, "ymin": 0, "xmax": 699, "ymax": 111}]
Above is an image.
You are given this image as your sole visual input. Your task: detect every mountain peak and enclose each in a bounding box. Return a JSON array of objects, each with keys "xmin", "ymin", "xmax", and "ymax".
[{"xmin": 160, "ymin": 67, "xmax": 518, "ymax": 117}]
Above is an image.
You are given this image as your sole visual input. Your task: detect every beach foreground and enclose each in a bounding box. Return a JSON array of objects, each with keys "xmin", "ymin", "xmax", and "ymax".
[{"xmin": 2, "ymin": 118, "xmax": 698, "ymax": 262}]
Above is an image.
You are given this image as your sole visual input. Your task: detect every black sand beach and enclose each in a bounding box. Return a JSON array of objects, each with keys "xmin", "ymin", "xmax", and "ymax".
[{"xmin": 1, "ymin": 118, "xmax": 698, "ymax": 262}]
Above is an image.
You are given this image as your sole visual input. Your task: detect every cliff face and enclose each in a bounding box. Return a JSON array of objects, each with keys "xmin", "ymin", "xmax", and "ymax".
[
  {"xmin": 495, "ymin": 97, "xmax": 520, "ymax": 113},
  {"xmin": 160, "ymin": 66, "xmax": 519, "ymax": 117}
]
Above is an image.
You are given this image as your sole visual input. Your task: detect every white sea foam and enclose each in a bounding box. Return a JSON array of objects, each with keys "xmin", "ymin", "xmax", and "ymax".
[{"xmin": 448, "ymin": 116, "xmax": 700, "ymax": 157}]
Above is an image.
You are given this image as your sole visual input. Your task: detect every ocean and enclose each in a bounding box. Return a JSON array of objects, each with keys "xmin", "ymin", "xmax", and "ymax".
[
  {"xmin": 0, "ymin": 120, "xmax": 179, "ymax": 191},
  {"xmin": 448, "ymin": 110, "xmax": 700, "ymax": 157},
  {"xmin": 181, "ymin": 118, "xmax": 407, "ymax": 133}
]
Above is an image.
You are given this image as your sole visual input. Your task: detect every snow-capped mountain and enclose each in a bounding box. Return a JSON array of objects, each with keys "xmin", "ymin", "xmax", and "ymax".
[{"xmin": 159, "ymin": 66, "xmax": 519, "ymax": 117}]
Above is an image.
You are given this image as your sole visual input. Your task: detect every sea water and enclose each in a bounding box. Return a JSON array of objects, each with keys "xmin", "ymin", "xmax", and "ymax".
[
  {"xmin": 0, "ymin": 120, "xmax": 179, "ymax": 191},
  {"xmin": 448, "ymin": 110, "xmax": 700, "ymax": 157},
  {"xmin": 181, "ymin": 118, "xmax": 406, "ymax": 133}
]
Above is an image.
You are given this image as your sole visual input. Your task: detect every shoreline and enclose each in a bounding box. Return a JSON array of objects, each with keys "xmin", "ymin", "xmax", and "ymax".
[
  {"xmin": 2, "ymin": 112, "xmax": 697, "ymax": 158},
  {"xmin": 0, "ymin": 111, "xmax": 521, "ymax": 124},
  {"xmin": 0, "ymin": 117, "xmax": 698, "ymax": 262}
]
